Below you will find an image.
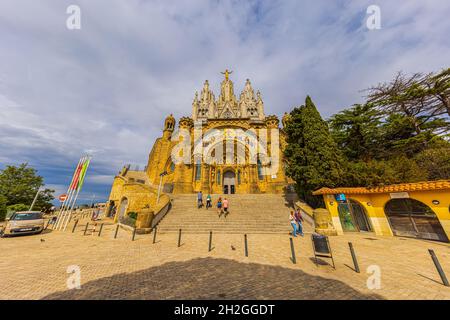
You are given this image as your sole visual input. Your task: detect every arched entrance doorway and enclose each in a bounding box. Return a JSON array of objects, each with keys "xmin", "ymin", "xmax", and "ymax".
[
  {"xmin": 118, "ymin": 197, "xmax": 128, "ymax": 220},
  {"xmin": 337, "ymin": 199, "xmax": 372, "ymax": 232},
  {"xmin": 385, "ymin": 198, "xmax": 448, "ymax": 242},
  {"xmin": 223, "ymin": 171, "xmax": 236, "ymax": 194},
  {"xmin": 107, "ymin": 200, "xmax": 116, "ymax": 217}
]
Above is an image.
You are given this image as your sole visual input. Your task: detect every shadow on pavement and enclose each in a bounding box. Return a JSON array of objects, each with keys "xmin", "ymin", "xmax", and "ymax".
[{"xmin": 42, "ymin": 257, "xmax": 384, "ymax": 300}]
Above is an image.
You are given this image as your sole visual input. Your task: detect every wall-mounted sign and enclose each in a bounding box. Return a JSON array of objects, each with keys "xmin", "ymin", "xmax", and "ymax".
[
  {"xmin": 335, "ymin": 193, "xmax": 346, "ymax": 202},
  {"xmin": 389, "ymin": 192, "xmax": 409, "ymax": 199}
]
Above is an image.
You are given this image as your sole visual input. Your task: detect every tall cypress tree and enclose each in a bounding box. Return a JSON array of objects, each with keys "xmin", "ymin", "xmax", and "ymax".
[{"xmin": 284, "ymin": 96, "xmax": 344, "ymax": 208}]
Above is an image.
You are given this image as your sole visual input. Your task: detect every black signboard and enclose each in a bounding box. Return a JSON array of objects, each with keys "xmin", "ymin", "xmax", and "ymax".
[
  {"xmin": 311, "ymin": 233, "xmax": 335, "ymax": 269},
  {"xmin": 312, "ymin": 234, "xmax": 330, "ymax": 254}
]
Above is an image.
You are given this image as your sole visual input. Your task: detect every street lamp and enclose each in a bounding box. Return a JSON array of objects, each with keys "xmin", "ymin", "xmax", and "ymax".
[
  {"xmin": 29, "ymin": 188, "xmax": 41, "ymax": 211},
  {"xmin": 157, "ymin": 171, "xmax": 168, "ymax": 203}
]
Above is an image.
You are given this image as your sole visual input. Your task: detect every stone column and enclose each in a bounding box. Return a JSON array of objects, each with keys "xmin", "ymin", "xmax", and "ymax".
[
  {"xmin": 172, "ymin": 163, "xmax": 193, "ymax": 193},
  {"xmin": 201, "ymin": 163, "xmax": 210, "ymax": 193},
  {"xmin": 313, "ymin": 208, "xmax": 337, "ymax": 236}
]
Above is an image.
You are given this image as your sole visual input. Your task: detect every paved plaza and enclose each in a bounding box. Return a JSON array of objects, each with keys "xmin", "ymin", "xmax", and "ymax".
[{"xmin": 1, "ymin": 217, "xmax": 449, "ymax": 300}]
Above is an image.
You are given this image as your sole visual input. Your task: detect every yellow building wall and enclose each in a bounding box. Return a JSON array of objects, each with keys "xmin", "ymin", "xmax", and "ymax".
[{"xmin": 322, "ymin": 189, "xmax": 450, "ymax": 239}]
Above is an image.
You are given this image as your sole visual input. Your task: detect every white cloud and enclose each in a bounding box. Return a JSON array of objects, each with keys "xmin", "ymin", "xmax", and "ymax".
[{"xmin": 0, "ymin": 0, "xmax": 449, "ymax": 201}]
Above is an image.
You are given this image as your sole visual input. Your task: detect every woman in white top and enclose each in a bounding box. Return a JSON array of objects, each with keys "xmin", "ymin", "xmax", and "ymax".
[{"xmin": 290, "ymin": 211, "xmax": 299, "ymax": 237}]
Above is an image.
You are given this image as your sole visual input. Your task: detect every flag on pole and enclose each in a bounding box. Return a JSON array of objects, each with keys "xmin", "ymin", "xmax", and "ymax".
[
  {"xmin": 70, "ymin": 157, "xmax": 86, "ymax": 190},
  {"xmin": 62, "ymin": 155, "xmax": 92, "ymax": 231},
  {"xmin": 55, "ymin": 155, "xmax": 85, "ymax": 230},
  {"xmin": 77, "ymin": 157, "xmax": 91, "ymax": 192}
]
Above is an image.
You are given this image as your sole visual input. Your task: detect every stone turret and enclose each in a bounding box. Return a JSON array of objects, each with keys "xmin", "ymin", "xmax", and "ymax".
[
  {"xmin": 192, "ymin": 92, "xmax": 199, "ymax": 121},
  {"xmin": 190, "ymin": 70, "xmax": 267, "ymax": 121},
  {"xmin": 163, "ymin": 114, "xmax": 175, "ymax": 140},
  {"xmin": 256, "ymin": 91, "xmax": 265, "ymax": 121},
  {"xmin": 195, "ymin": 80, "xmax": 215, "ymax": 121},
  {"xmin": 239, "ymin": 79, "xmax": 260, "ymax": 119},
  {"xmin": 179, "ymin": 116, "xmax": 194, "ymax": 129},
  {"xmin": 265, "ymin": 115, "xmax": 279, "ymax": 129}
]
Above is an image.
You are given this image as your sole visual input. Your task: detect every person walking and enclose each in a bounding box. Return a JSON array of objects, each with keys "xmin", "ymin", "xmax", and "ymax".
[
  {"xmin": 217, "ymin": 197, "xmax": 223, "ymax": 217},
  {"xmin": 294, "ymin": 208, "xmax": 304, "ymax": 237},
  {"xmin": 197, "ymin": 191, "xmax": 203, "ymax": 209},
  {"xmin": 290, "ymin": 211, "xmax": 299, "ymax": 237},
  {"xmin": 206, "ymin": 194, "xmax": 212, "ymax": 209},
  {"xmin": 223, "ymin": 198, "xmax": 229, "ymax": 217}
]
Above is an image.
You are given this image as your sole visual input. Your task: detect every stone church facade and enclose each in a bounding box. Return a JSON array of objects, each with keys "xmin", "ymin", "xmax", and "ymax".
[
  {"xmin": 147, "ymin": 70, "xmax": 291, "ymax": 195},
  {"xmin": 106, "ymin": 71, "xmax": 292, "ymax": 224}
]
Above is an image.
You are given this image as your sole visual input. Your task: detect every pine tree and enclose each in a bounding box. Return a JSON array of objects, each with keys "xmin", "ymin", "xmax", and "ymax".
[
  {"xmin": 0, "ymin": 195, "xmax": 6, "ymax": 221},
  {"xmin": 328, "ymin": 103, "xmax": 382, "ymax": 161},
  {"xmin": 284, "ymin": 96, "xmax": 344, "ymax": 208}
]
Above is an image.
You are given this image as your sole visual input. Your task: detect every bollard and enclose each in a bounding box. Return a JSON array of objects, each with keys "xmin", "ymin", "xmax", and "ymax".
[
  {"xmin": 244, "ymin": 234, "xmax": 248, "ymax": 257},
  {"xmin": 290, "ymin": 237, "xmax": 296, "ymax": 264},
  {"xmin": 429, "ymin": 249, "xmax": 449, "ymax": 286},
  {"xmin": 152, "ymin": 227, "xmax": 157, "ymax": 244},
  {"xmin": 348, "ymin": 242, "xmax": 360, "ymax": 273},
  {"xmin": 72, "ymin": 220, "xmax": 79, "ymax": 233},
  {"xmin": 132, "ymin": 227, "xmax": 137, "ymax": 241},
  {"xmin": 83, "ymin": 222, "xmax": 89, "ymax": 236},
  {"xmin": 114, "ymin": 224, "xmax": 119, "ymax": 239},
  {"xmin": 98, "ymin": 223, "xmax": 104, "ymax": 237},
  {"xmin": 178, "ymin": 228, "xmax": 182, "ymax": 247},
  {"xmin": 208, "ymin": 231, "xmax": 213, "ymax": 252}
]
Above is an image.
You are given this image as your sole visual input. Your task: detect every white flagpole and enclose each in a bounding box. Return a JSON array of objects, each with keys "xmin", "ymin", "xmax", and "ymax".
[
  {"xmin": 63, "ymin": 156, "xmax": 91, "ymax": 231},
  {"xmin": 56, "ymin": 155, "xmax": 84, "ymax": 229},
  {"xmin": 57, "ymin": 155, "xmax": 88, "ymax": 230},
  {"xmin": 55, "ymin": 182, "xmax": 77, "ymax": 230},
  {"xmin": 54, "ymin": 156, "xmax": 84, "ymax": 229},
  {"xmin": 63, "ymin": 189, "xmax": 81, "ymax": 231},
  {"xmin": 56, "ymin": 155, "xmax": 87, "ymax": 230}
]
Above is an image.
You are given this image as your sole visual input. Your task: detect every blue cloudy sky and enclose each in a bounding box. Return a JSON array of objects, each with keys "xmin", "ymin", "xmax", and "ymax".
[{"xmin": 0, "ymin": 0, "xmax": 449, "ymax": 204}]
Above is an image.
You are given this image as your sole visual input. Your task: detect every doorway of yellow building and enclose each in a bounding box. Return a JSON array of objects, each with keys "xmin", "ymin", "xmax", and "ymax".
[
  {"xmin": 223, "ymin": 170, "xmax": 236, "ymax": 194},
  {"xmin": 384, "ymin": 198, "xmax": 449, "ymax": 242},
  {"xmin": 337, "ymin": 199, "xmax": 372, "ymax": 232},
  {"xmin": 118, "ymin": 197, "xmax": 128, "ymax": 220}
]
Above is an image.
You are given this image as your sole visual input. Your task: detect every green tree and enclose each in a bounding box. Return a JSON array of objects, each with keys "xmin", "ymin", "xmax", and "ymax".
[
  {"xmin": 328, "ymin": 104, "xmax": 382, "ymax": 161},
  {"xmin": 0, "ymin": 195, "xmax": 6, "ymax": 221},
  {"xmin": 345, "ymin": 160, "xmax": 398, "ymax": 187},
  {"xmin": 7, "ymin": 203, "xmax": 30, "ymax": 213},
  {"xmin": 415, "ymin": 146, "xmax": 450, "ymax": 180},
  {"xmin": 388, "ymin": 155, "xmax": 428, "ymax": 182},
  {"xmin": 0, "ymin": 163, "xmax": 54, "ymax": 211},
  {"xmin": 284, "ymin": 96, "xmax": 345, "ymax": 208},
  {"xmin": 367, "ymin": 71, "xmax": 449, "ymax": 135},
  {"xmin": 423, "ymin": 68, "xmax": 450, "ymax": 118}
]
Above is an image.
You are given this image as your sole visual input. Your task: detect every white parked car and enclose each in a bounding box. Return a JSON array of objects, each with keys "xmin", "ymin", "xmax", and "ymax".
[{"xmin": 0, "ymin": 211, "xmax": 44, "ymax": 237}]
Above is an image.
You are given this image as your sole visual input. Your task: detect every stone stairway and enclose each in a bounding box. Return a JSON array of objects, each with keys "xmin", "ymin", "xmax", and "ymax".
[{"xmin": 156, "ymin": 194, "xmax": 313, "ymax": 234}]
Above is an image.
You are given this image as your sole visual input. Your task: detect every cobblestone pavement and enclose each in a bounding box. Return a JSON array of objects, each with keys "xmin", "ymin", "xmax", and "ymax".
[{"xmin": 1, "ymin": 217, "xmax": 449, "ymax": 300}]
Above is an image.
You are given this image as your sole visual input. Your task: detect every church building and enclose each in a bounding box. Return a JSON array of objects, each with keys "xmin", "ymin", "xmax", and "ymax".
[{"xmin": 106, "ymin": 71, "xmax": 292, "ymax": 224}]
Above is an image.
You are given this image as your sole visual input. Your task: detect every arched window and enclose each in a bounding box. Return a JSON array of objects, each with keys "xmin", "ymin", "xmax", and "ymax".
[
  {"xmin": 195, "ymin": 160, "xmax": 201, "ymax": 181},
  {"xmin": 170, "ymin": 162, "xmax": 175, "ymax": 173},
  {"xmin": 385, "ymin": 198, "xmax": 448, "ymax": 242},
  {"xmin": 217, "ymin": 170, "xmax": 221, "ymax": 185},
  {"xmin": 257, "ymin": 159, "xmax": 263, "ymax": 180},
  {"xmin": 237, "ymin": 170, "xmax": 241, "ymax": 185},
  {"xmin": 337, "ymin": 199, "xmax": 371, "ymax": 232}
]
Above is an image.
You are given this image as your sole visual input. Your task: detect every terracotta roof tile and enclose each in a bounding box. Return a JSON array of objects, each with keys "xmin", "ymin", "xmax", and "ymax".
[{"xmin": 312, "ymin": 180, "xmax": 450, "ymax": 195}]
